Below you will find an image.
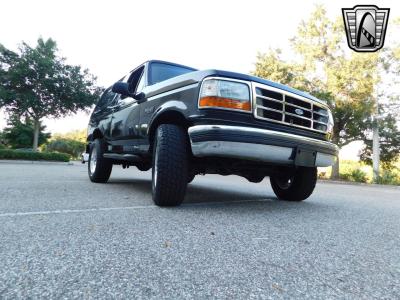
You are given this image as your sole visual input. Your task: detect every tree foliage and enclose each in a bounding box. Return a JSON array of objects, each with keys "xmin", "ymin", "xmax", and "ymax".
[
  {"xmin": 253, "ymin": 5, "xmax": 400, "ymax": 178},
  {"xmin": 42, "ymin": 129, "xmax": 87, "ymax": 159},
  {"xmin": 0, "ymin": 37, "xmax": 101, "ymax": 150},
  {"xmin": 360, "ymin": 113, "xmax": 400, "ymax": 169},
  {"xmin": 0, "ymin": 130, "xmax": 6, "ymax": 149},
  {"xmin": 52, "ymin": 129, "xmax": 87, "ymax": 143},
  {"xmin": 3, "ymin": 115, "xmax": 50, "ymax": 149}
]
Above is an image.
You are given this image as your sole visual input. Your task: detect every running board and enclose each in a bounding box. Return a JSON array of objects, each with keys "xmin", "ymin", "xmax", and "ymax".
[{"xmin": 103, "ymin": 153, "xmax": 141, "ymax": 162}]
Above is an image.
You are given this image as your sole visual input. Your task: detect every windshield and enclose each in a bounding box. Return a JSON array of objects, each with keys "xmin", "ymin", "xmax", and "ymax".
[{"xmin": 148, "ymin": 62, "xmax": 195, "ymax": 85}]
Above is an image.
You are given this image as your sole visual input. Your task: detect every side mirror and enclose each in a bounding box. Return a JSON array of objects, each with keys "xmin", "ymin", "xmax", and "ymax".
[
  {"xmin": 134, "ymin": 92, "xmax": 146, "ymax": 103},
  {"xmin": 112, "ymin": 82, "xmax": 130, "ymax": 96}
]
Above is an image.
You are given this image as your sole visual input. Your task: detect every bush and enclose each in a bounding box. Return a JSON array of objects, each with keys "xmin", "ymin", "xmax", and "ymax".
[
  {"xmin": 376, "ymin": 170, "xmax": 400, "ymax": 185},
  {"xmin": 320, "ymin": 159, "xmax": 399, "ymax": 185},
  {"xmin": 0, "ymin": 149, "xmax": 70, "ymax": 162},
  {"xmin": 44, "ymin": 138, "xmax": 85, "ymax": 159},
  {"xmin": 350, "ymin": 169, "xmax": 368, "ymax": 183},
  {"xmin": 338, "ymin": 160, "xmax": 371, "ymax": 183},
  {"xmin": 340, "ymin": 168, "xmax": 368, "ymax": 183},
  {"xmin": 339, "ymin": 171, "xmax": 352, "ymax": 181}
]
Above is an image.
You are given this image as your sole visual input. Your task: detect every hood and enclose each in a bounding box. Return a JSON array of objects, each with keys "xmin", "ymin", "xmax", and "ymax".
[
  {"xmin": 144, "ymin": 67, "xmax": 326, "ymax": 106},
  {"xmin": 207, "ymin": 69, "xmax": 325, "ymax": 105}
]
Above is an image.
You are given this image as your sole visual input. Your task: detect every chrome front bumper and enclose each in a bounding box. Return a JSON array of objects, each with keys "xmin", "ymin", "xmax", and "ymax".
[{"xmin": 188, "ymin": 125, "xmax": 338, "ymax": 167}]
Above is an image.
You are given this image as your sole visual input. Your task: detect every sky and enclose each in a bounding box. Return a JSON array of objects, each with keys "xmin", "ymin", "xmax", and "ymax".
[{"xmin": 0, "ymin": 0, "xmax": 399, "ymax": 159}]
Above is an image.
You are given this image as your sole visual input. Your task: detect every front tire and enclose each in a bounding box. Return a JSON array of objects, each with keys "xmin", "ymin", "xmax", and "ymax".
[
  {"xmin": 270, "ymin": 167, "xmax": 317, "ymax": 201},
  {"xmin": 187, "ymin": 172, "xmax": 195, "ymax": 183},
  {"xmin": 88, "ymin": 139, "xmax": 113, "ymax": 183},
  {"xmin": 152, "ymin": 124, "xmax": 189, "ymax": 206}
]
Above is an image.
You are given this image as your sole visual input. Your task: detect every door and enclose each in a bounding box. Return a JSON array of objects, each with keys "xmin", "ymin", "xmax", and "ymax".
[
  {"xmin": 109, "ymin": 66, "xmax": 145, "ymax": 153},
  {"xmin": 91, "ymin": 87, "xmax": 116, "ymax": 141}
]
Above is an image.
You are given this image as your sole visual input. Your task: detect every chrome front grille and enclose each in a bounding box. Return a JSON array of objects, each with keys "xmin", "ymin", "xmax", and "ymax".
[{"xmin": 253, "ymin": 83, "xmax": 329, "ymax": 133}]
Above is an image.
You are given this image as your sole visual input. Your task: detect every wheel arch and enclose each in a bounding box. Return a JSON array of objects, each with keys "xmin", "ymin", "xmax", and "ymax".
[
  {"xmin": 148, "ymin": 109, "xmax": 191, "ymax": 152},
  {"xmin": 86, "ymin": 128, "xmax": 104, "ymax": 153},
  {"xmin": 88, "ymin": 128, "xmax": 104, "ymax": 141}
]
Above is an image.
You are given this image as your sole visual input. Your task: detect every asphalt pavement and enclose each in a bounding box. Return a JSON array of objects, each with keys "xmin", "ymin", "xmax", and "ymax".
[{"xmin": 0, "ymin": 161, "xmax": 399, "ymax": 299}]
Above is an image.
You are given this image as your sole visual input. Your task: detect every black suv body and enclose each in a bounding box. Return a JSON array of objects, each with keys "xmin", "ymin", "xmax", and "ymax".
[{"xmin": 85, "ymin": 60, "xmax": 338, "ymax": 206}]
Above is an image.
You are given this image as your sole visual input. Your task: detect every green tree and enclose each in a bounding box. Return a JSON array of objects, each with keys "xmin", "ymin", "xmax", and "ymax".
[
  {"xmin": 253, "ymin": 5, "xmax": 399, "ymax": 179},
  {"xmin": 43, "ymin": 128, "xmax": 87, "ymax": 159},
  {"xmin": 360, "ymin": 113, "xmax": 400, "ymax": 169},
  {"xmin": 0, "ymin": 130, "xmax": 6, "ymax": 149},
  {"xmin": 3, "ymin": 115, "xmax": 51, "ymax": 149},
  {"xmin": 53, "ymin": 129, "xmax": 87, "ymax": 143},
  {"xmin": 0, "ymin": 38, "xmax": 101, "ymax": 151}
]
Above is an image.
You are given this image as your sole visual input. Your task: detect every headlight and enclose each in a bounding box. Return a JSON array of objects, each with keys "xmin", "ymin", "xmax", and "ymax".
[
  {"xmin": 327, "ymin": 109, "xmax": 334, "ymax": 135},
  {"xmin": 199, "ymin": 78, "xmax": 251, "ymax": 112}
]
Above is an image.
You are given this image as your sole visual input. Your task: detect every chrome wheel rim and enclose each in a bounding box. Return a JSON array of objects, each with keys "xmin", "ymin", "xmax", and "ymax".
[{"xmin": 90, "ymin": 146, "xmax": 97, "ymax": 175}]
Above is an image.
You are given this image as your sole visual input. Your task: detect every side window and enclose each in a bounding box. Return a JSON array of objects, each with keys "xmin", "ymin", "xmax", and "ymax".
[
  {"xmin": 105, "ymin": 89, "xmax": 117, "ymax": 107},
  {"xmin": 119, "ymin": 67, "xmax": 145, "ymax": 102},
  {"xmin": 94, "ymin": 90, "xmax": 108, "ymax": 112},
  {"xmin": 136, "ymin": 73, "xmax": 145, "ymax": 93},
  {"xmin": 128, "ymin": 67, "xmax": 145, "ymax": 94},
  {"xmin": 95, "ymin": 88, "xmax": 116, "ymax": 112}
]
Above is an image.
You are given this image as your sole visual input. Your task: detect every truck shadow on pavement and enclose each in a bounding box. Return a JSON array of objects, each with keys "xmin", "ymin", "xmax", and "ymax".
[
  {"xmin": 106, "ymin": 177, "xmax": 324, "ymax": 210},
  {"xmin": 108, "ymin": 177, "xmax": 268, "ymax": 203},
  {"xmin": 104, "ymin": 177, "xmax": 328, "ymax": 216}
]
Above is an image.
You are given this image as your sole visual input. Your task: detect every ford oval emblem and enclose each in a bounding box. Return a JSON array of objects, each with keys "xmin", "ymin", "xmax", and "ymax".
[{"xmin": 295, "ymin": 108, "xmax": 304, "ymax": 116}]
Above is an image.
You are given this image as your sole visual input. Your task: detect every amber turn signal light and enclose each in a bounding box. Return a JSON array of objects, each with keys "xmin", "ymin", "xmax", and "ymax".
[{"xmin": 199, "ymin": 96, "xmax": 251, "ymax": 111}]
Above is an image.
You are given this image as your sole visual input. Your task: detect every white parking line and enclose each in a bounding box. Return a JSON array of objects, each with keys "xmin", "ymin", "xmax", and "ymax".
[
  {"xmin": 0, "ymin": 205, "xmax": 156, "ymax": 218},
  {"xmin": 0, "ymin": 199, "xmax": 267, "ymax": 218}
]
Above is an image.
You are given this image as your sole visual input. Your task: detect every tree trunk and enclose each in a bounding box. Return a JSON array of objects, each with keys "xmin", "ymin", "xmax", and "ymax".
[
  {"xmin": 331, "ymin": 156, "xmax": 339, "ymax": 180},
  {"xmin": 32, "ymin": 119, "xmax": 40, "ymax": 151},
  {"xmin": 372, "ymin": 117, "xmax": 380, "ymax": 183},
  {"xmin": 330, "ymin": 134, "xmax": 340, "ymax": 180}
]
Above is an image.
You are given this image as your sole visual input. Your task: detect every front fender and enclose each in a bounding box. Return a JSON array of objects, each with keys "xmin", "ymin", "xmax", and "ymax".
[{"xmin": 147, "ymin": 100, "xmax": 189, "ymax": 136}]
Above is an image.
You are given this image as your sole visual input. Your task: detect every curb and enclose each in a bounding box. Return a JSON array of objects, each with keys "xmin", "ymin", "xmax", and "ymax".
[
  {"xmin": 0, "ymin": 159, "xmax": 74, "ymax": 166},
  {"xmin": 319, "ymin": 179, "xmax": 400, "ymax": 189}
]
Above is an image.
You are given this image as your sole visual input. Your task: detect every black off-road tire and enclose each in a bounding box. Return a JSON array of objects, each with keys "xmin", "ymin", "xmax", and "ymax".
[
  {"xmin": 187, "ymin": 173, "xmax": 195, "ymax": 183},
  {"xmin": 88, "ymin": 139, "xmax": 113, "ymax": 183},
  {"xmin": 152, "ymin": 124, "xmax": 189, "ymax": 206},
  {"xmin": 270, "ymin": 167, "xmax": 317, "ymax": 201}
]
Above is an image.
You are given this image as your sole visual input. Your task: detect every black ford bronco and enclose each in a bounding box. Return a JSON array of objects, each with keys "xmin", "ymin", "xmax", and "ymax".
[{"xmin": 85, "ymin": 60, "xmax": 338, "ymax": 206}]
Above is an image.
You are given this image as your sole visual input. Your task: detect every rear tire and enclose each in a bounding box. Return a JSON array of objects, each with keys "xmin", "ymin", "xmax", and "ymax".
[
  {"xmin": 88, "ymin": 139, "xmax": 113, "ymax": 183},
  {"xmin": 270, "ymin": 167, "xmax": 317, "ymax": 201},
  {"xmin": 152, "ymin": 124, "xmax": 189, "ymax": 206}
]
